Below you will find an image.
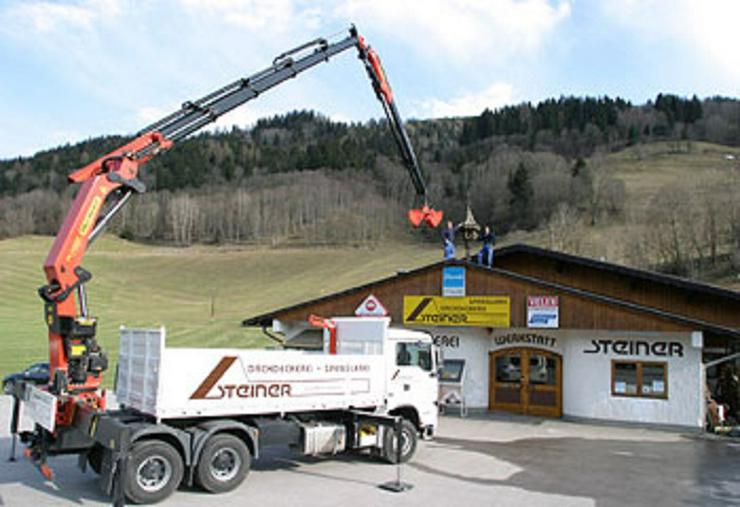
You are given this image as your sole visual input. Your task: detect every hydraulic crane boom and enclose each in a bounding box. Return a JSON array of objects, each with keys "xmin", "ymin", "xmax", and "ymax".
[{"xmin": 37, "ymin": 26, "xmax": 443, "ymax": 431}]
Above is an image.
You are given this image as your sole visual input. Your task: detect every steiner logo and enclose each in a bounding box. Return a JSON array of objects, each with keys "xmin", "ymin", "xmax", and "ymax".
[
  {"xmin": 403, "ymin": 295, "xmax": 510, "ymax": 327},
  {"xmin": 190, "ymin": 356, "xmax": 292, "ymax": 400},
  {"xmin": 406, "ymin": 297, "xmax": 468, "ymax": 324}
]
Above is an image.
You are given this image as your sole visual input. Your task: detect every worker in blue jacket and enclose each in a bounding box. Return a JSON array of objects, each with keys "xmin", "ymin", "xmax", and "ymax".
[
  {"xmin": 442, "ymin": 220, "xmax": 460, "ymax": 260},
  {"xmin": 476, "ymin": 225, "xmax": 496, "ymax": 267}
]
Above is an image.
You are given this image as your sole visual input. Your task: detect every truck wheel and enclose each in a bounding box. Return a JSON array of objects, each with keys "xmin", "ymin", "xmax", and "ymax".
[
  {"xmin": 382, "ymin": 420, "xmax": 417, "ymax": 464},
  {"xmin": 125, "ymin": 440, "xmax": 183, "ymax": 504},
  {"xmin": 195, "ymin": 434, "xmax": 251, "ymax": 494}
]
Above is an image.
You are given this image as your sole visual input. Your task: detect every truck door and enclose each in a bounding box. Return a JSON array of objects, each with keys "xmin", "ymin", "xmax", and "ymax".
[{"xmin": 388, "ymin": 341, "xmax": 437, "ymax": 416}]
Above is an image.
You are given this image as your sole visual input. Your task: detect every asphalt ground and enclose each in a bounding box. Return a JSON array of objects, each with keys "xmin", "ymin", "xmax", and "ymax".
[{"xmin": 0, "ymin": 395, "xmax": 737, "ymax": 507}]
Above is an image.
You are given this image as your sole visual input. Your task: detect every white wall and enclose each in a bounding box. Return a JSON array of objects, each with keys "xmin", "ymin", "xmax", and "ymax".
[
  {"xmin": 427, "ymin": 326, "xmax": 704, "ymax": 428},
  {"xmin": 428, "ymin": 327, "xmax": 491, "ymax": 409},
  {"xmin": 561, "ymin": 331, "xmax": 703, "ymax": 428}
]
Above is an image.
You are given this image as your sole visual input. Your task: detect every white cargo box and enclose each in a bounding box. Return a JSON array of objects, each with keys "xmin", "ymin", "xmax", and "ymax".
[{"xmin": 116, "ymin": 325, "xmax": 387, "ymax": 420}]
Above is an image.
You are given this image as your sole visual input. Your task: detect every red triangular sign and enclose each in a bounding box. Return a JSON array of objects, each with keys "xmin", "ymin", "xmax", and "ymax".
[{"xmin": 355, "ymin": 294, "xmax": 388, "ymax": 316}]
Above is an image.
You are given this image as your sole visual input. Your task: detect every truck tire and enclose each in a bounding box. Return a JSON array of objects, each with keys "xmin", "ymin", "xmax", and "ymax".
[
  {"xmin": 382, "ymin": 420, "xmax": 417, "ymax": 464},
  {"xmin": 125, "ymin": 440, "xmax": 183, "ymax": 504},
  {"xmin": 195, "ymin": 434, "xmax": 251, "ymax": 494}
]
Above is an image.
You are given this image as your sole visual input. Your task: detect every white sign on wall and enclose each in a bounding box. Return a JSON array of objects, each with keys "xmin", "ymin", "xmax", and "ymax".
[
  {"xmin": 442, "ymin": 266, "xmax": 466, "ymax": 297},
  {"xmin": 354, "ymin": 294, "xmax": 388, "ymax": 317},
  {"xmin": 527, "ymin": 296, "xmax": 559, "ymax": 328}
]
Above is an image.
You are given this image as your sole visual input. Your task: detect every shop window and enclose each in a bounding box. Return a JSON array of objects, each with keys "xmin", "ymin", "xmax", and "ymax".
[
  {"xmin": 612, "ymin": 361, "xmax": 667, "ymax": 399},
  {"xmin": 495, "ymin": 354, "xmax": 521, "ymax": 382},
  {"xmin": 529, "ymin": 354, "xmax": 557, "ymax": 386}
]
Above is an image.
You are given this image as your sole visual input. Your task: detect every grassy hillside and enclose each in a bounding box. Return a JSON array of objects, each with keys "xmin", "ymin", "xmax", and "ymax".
[
  {"xmin": 0, "ymin": 235, "xmax": 440, "ymax": 384},
  {"xmin": 548, "ymin": 141, "xmax": 740, "ymax": 265},
  {"xmin": 604, "ymin": 141, "xmax": 740, "ymax": 214}
]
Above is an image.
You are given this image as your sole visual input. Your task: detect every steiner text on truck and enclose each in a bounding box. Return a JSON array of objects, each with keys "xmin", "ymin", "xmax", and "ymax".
[{"xmin": 6, "ymin": 25, "xmax": 443, "ymax": 505}]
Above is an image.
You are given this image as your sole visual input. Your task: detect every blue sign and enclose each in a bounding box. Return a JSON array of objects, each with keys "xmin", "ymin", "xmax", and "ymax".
[
  {"xmin": 528, "ymin": 313, "xmax": 558, "ymax": 326},
  {"xmin": 527, "ymin": 296, "xmax": 559, "ymax": 328},
  {"xmin": 442, "ymin": 266, "xmax": 466, "ymax": 297}
]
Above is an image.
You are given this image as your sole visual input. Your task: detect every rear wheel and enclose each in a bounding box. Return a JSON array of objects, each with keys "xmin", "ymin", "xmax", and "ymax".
[
  {"xmin": 125, "ymin": 440, "xmax": 183, "ymax": 504},
  {"xmin": 382, "ymin": 420, "xmax": 417, "ymax": 464},
  {"xmin": 195, "ymin": 434, "xmax": 251, "ymax": 494}
]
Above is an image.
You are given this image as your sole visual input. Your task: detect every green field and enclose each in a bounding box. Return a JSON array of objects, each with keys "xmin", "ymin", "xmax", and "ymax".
[{"xmin": 0, "ymin": 235, "xmax": 440, "ymax": 384}]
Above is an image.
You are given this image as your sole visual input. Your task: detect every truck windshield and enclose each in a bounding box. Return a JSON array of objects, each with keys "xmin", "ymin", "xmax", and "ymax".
[{"xmin": 396, "ymin": 342, "xmax": 432, "ymax": 371}]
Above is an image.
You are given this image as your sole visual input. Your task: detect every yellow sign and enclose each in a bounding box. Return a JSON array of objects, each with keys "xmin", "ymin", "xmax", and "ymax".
[{"xmin": 403, "ymin": 296, "xmax": 510, "ymax": 327}]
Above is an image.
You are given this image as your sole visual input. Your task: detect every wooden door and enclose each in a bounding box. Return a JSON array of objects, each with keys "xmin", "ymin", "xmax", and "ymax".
[
  {"xmin": 489, "ymin": 348, "xmax": 562, "ymax": 417},
  {"xmin": 523, "ymin": 350, "xmax": 562, "ymax": 417},
  {"xmin": 488, "ymin": 349, "xmax": 525, "ymax": 413}
]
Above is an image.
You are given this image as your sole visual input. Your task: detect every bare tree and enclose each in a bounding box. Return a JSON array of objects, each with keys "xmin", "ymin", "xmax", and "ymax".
[
  {"xmin": 168, "ymin": 193, "xmax": 199, "ymax": 245},
  {"xmin": 546, "ymin": 203, "xmax": 584, "ymax": 254}
]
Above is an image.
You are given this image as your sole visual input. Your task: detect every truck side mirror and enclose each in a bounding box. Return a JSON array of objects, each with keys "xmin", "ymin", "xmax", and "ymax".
[{"xmin": 434, "ymin": 347, "xmax": 443, "ymax": 374}]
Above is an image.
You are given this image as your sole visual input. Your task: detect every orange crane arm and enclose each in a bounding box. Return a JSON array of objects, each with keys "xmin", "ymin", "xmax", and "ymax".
[{"xmin": 39, "ymin": 26, "xmax": 442, "ymax": 429}]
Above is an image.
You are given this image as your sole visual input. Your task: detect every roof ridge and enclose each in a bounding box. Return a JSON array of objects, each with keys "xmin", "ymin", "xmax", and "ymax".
[{"xmin": 495, "ymin": 243, "xmax": 740, "ymax": 301}]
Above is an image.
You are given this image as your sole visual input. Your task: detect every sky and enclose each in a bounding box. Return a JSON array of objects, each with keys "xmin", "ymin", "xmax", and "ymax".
[{"xmin": 0, "ymin": 0, "xmax": 738, "ymax": 159}]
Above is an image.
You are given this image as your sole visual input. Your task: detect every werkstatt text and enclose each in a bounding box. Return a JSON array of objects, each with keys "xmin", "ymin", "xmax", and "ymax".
[{"xmin": 403, "ymin": 296, "xmax": 510, "ymax": 327}]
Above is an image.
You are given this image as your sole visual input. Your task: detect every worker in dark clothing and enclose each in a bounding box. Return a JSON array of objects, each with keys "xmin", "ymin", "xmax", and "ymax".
[
  {"xmin": 442, "ymin": 220, "xmax": 460, "ymax": 260},
  {"xmin": 476, "ymin": 225, "xmax": 496, "ymax": 267},
  {"xmin": 716, "ymin": 365, "xmax": 739, "ymax": 422}
]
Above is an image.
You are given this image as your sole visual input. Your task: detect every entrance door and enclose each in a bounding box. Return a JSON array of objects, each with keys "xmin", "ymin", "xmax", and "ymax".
[{"xmin": 488, "ymin": 348, "xmax": 562, "ymax": 417}]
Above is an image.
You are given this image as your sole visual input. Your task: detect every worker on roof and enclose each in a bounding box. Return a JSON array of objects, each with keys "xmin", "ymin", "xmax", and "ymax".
[
  {"xmin": 476, "ymin": 225, "xmax": 496, "ymax": 267},
  {"xmin": 442, "ymin": 220, "xmax": 460, "ymax": 260}
]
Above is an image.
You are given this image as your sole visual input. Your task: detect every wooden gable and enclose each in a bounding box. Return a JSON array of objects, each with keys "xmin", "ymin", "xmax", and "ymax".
[{"xmin": 271, "ymin": 264, "xmax": 693, "ymax": 334}]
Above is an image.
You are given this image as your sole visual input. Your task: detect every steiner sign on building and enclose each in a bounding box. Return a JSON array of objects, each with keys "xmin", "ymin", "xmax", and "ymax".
[
  {"xmin": 403, "ymin": 296, "xmax": 510, "ymax": 327},
  {"xmin": 527, "ymin": 296, "xmax": 559, "ymax": 328}
]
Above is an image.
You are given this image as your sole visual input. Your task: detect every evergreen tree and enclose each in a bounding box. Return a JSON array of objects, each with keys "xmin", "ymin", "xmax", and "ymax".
[{"xmin": 507, "ymin": 162, "xmax": 534, "ymax": 230}]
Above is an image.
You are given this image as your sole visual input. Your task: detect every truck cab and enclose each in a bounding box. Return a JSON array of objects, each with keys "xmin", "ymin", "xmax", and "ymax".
[
  {"xmin": 317, "ymin": 317, "xmax": 438, "ymax": 438},
  {"xmin": 385, "ymin": 327, "xmax": 439, "ymax": 438}
]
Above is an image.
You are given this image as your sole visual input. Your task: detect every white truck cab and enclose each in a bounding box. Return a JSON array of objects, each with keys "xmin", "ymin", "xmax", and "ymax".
[
  {"xmin": 383, "ymin": 327, "xmax": 439, "ymax": 437},
  {"xmin": 315, "ymin": 316, "xmax": 438, "ymax": 435}
]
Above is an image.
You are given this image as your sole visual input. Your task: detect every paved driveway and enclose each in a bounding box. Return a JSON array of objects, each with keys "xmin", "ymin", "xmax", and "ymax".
[{"xmin": 0, "ymin": 396, "xmax": 737, "ymax": 506}]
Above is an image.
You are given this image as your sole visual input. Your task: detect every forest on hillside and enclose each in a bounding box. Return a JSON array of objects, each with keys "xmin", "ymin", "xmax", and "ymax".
[{"xmin": 1, "ymin": 94, "xmax": 739, "ymax": 276}]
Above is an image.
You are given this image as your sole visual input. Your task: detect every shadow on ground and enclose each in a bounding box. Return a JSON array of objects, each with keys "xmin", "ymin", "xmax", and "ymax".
[
  {"xmin": 0, "ymin": 437, "xmax": 108, "ymax": 505},
  {"xmin": 412, "ymin": 435, "xmax": 739, "ymax": 507},
  {"xmin": 1, "ymin": 431, "xmax": 737, "ymax": 506},
  {"xmin": 0, "ymin": 438, "xmax": 389, "ymax": 505}
]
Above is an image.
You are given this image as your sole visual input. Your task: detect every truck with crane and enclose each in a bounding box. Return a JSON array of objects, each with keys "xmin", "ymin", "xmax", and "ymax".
[{"xmin": 7, "ymin": 25, "xmax": 443, "ymax": 505}]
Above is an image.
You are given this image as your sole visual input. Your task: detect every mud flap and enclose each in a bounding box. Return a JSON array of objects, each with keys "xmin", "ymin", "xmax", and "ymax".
[{"xmin": 99, "ymin": 448, "xmax": 130, "ymax": 506}]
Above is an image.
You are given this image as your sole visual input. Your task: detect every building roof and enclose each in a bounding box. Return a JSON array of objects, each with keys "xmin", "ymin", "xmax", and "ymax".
[
  {"xmin": 242, "ymin": 260, "xmax": 445, "ymax": 327},
  {"xmin": 495, "ymin": 243, "xmax": 740, "ymax": 302},
  {"xmin": 243, "ymin": 245, "xmax": 740, "ymax": 339}
]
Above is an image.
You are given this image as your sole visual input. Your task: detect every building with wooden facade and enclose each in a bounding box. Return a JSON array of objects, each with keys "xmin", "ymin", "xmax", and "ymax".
[{"xmin": 243, "ymin": 244, "xmax": 740, "ymax": 429}]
